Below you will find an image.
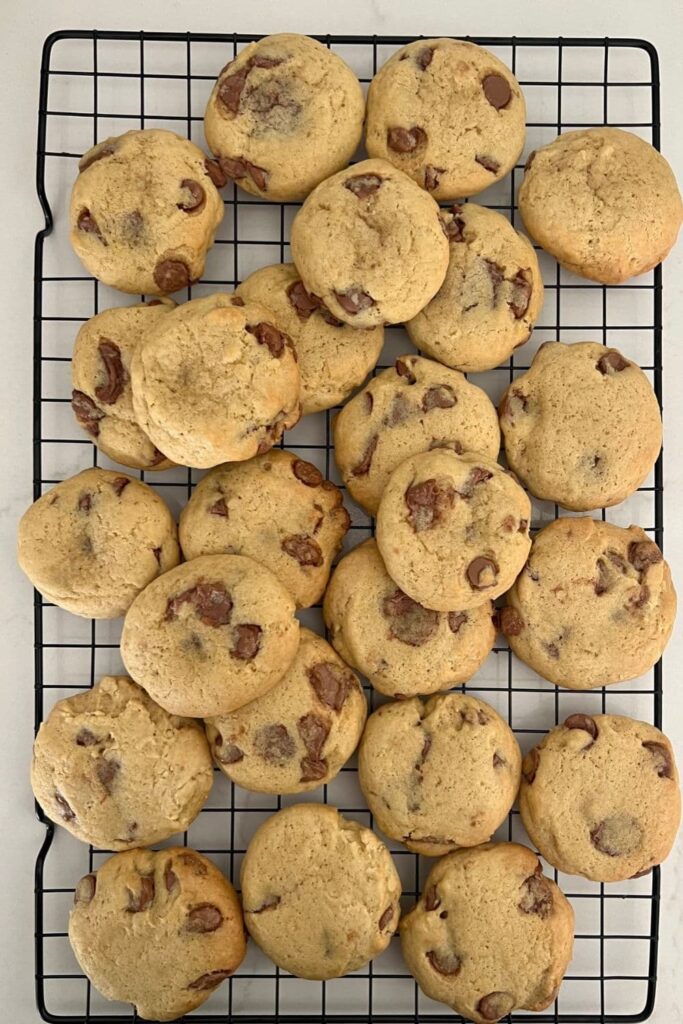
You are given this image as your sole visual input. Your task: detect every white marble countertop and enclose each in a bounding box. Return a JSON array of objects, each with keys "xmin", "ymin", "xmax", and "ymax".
[{"xmin": 1, "ymin": 0, "xmax": 682, "ymax": 1021}]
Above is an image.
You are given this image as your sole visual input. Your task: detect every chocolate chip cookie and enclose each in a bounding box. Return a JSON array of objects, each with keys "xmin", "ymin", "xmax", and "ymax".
[
  {"xmin": 179, "ymin": 450, "xmax": 349, "ymax": 609},
  {"xmin": 70, "ymin": 128, "xmax": 224, "ymax": 295},
  {"xmin": 204, "ymin": 33, "xmax": 365, "ymax": 201},
  {"xmin": 499, "ymin": 341, "xmax": 662, "ymax": 511},
  {"xmin": 69, "ymin": 847, "xmax": 246, "ymax": 1021},
  {"xmin": 71, "ymin": 300, "xmax": 175, "ymax": 471},
  {"xmin": 519, "ymin": 128, "xmax": 683, "ymax": 283},
  {"xmin": 359, "ymin": 694, "xmax": 521, "ymax": 855},
  {"xmin": 205, "ymin": 628, "xmax": 366, "ymax": 794},
  {"xmin": 366, "ymin": 39, "xmax": 526, "ymax": 200},
  {"xmin": 121, "ymin": 553, "xmax": 300, "ymax": 717},
  {"xmin": 376, "ymin": 450, "xmax": 531, "ymax": 611},
  {"xmin": 31, "ymin": 675, "xmax": 213, "ymax": 850},
  {"xmin": 235, "ymin": 263, "xmax": 384, "ymax": 414},
  {"xmin": 130, "ymin": 293, "xmax": 300, "ymax": 468},
  {"xmin": 323, "ymin": 539, "xmax": 495, "ymax": 698},
  {"xmin": 400, "ymin": 843, "xmax": 574, "ymax": 1023},
  {"xmin": 333, "ymin": 354, "xmax": 501, "ymax": 516},
  {"xmin": 241, "ymin": 803, "xmax": 401, "ymax": 979},
  {"xmin": 520, "ymin": 714, "xmax": 680, "ymax": 882},
  {"xmin": 406, "ymin": 204, "xmax": 543, "ymax": 371},
  {"xmin": 17, "ymin": 468, "xmax": 179, "ymax": 619},
  {"xmin": 500, "ymin": 517, "xmax": 676, "ymax": 689},
  {"xmin": 290, "ymin": 158, "xmax": 449, "ymax": 327}
]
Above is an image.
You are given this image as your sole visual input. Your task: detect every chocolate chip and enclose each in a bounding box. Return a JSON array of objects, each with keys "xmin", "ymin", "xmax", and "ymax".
[
  {"xmin": 150, "ymin": 447, "xmax": 168, "ymax": 466},
  {"xmin": 218, "ymin": 66, "xmax": 250, "ymax": 114},
  {"xmin": 499, "ymin": 607, "xmax": 524, "ymax": 637},
  {"xmin": 642, "ymin": 740, "xmax": 674, "ymax": 779},
  {"xmin": 425, "ymin": 165, "xmax": 445, "ymax": 191},
  {"xmin": 628, "ymin": 540, "xmax": 662, "ymax": 573},
  {"xmin": 382, "ymin": 588, "xmax": 439, "ymax": 646},
  {"xmin": 424, "ymin": 885, "xmax": 441, "ymax": 911},
  {"xmin": 209, "ymin": 497, "xmax": 229, "ymax": 517},
  {"xmin": 458, "ymin": 466, "xmax": 493, "ymax": 498},
  {"xmin": 127, "ymin": 875, "xmax": 154, "ymax": 913},
  {"xmin": 112, "ymin": 476, "xmax": 129, "ymax": 497},
  {"xmin": 320, "ymin": 304, "xmax": 344, "ymax": 327},
  {"xmin": 152, "ymin": 547, "xmax": 162, "ymax": 566},
  {"xmin": 124, "ymin": 210, "xmax": 144, "ymax": 240},
  {"xmin": 378, "ymin": 905, "xmax": 394, "ymax": 931},
  {"xmin": 78, "ymin": 492, "xmax": 92, "ymax": 513},
  {"xmin": 627, "ymin": 584, "xmax": 650, "ymax": 610},
  {"xmin": 493, "ymin": 751, "xmax": 506, "ymax": 768},
  {"xmin": 292, "ymin": 459, "xmax": 323, "ymax": 487},
  {"xmin": 475, "ymin": 154, "xmax": 500, "ymax": 174},
  {"xmin": 79, "ymin": 143, "xmax": 116, "ymax": 172},
  {"xmin": 231, "ymin": 295, "xmax": 245, "ymax": 306},
  {"xmin": 164, "ymin": 862, "xmax": 179, "ymax": 893},
  {"xmin": 544, "ymin": 641, "xmax": 560, "ymax": 659},
  {"xmin": 300, "ymin": 756, "xmax": 328, "ymax": 782},
  {"xmin": 231, "ymin": 623, "xmax": 262, "ymax": 661},
  {"xmin": 416, "ymin": 46, "xmax": 434, "ymax": 69},
  {"xmin": 94, "ymin": 340, "xmax": 126, "ymax": 404},
  {"xmin": 597, "ymin": 350, "xmax": 630, "ymax": 375},
  {"xmin": 77, "ymin": 208, "xmax": 103, "ymax": 240},
  {"xmin": 385, "ymin": 392, "xmax": 412, "ymax": 426},
  {"xmin": 477, "ymin": 991, "xmax": 515, "ymax": 1021},
  {"xmin": 447, "ymin": 610, "xmax": 467, "ymax": 634},
  {"xmin": 255, "ymin": 724, "xmax": 295, "ymax": 764},
  {"xmin": 188, "ymin": 970, "xmax": 232, "ymax": 991},
  {"xmin": 71, "ymin": 390, "xmax": 104, "ymax": 436},
  {"xmin": 74, "ymin": 873, "xmax": 96, "ymax": 905},
  {"xmin": 334, "ymin": 288, "xmax": 375, "ymax": 315},
  {"xmin": 219, "ymin": 156, "xmax": 269, "ymax": 191},
  {"xmin": 422, "ymin": 384, "xmax": 457, "ymax": 411},
  {"xmin": 525, "ymin": 150, "xmax": 536, "ymax": 172},
  {"xmin": 252, "ymin": 895, "xmax": 280, "ymax": 913},
  {"xmin": 509, "ymin": 270, "xmax": 532, "ymax": 319},
  {"xmin": 217, "ymin": 740, "xmax": 244, "ymax": 764},
  {"xmin": 287, "ymin": 279, "xmax": 321, "ymax": 319},
  {"xmin": 281, "ymin": 534, "xmax": 323, "ymax": 567},
  {"xmin": 165, "ymin": 583, "xmax": 233, "ymax": 627},
  {"xmin": 96, "ymin": 758, "xmax": 119, "ymax": 795},
  {"xmin": 153, "ymin": 259, "xmax": 190, "ymax": 294},
  {"xmin": 178, "ymin": 178, "xmax": 206, "ymax": 213},
  {"xmin": 564, "ymin": 714, "xmax": 599, "ymax": 745},
  {"xmin": 523, "ymin": 747, "xmax": 539, "ymax": 784},
  {"xmin": 482, "ymin": 73, "xmax": 512, "ymax": 109},
  {"xmin": 246, "ymin": 321, "xmax": 287, "ymax": 357},
  {"xmin": 485, "ymin": 259, "xmax": 504, "ymax": 302},
  {"xmin": 205, "ymin": 158, "xmax": 227, "ymax": 187},
  {"xmin": 405, "ymin": 478, "xmax": 455, "ymax": 532},
  {"xmin": 74, "ymin": 727, "xmax": 98, "ymax": 748},
  {"xmin": 467, "ymin": 556, "xmax": 498, "ymax": 590},
  {"xmin": 590, "ymin": 815, "xmax": 643, "ymax": 856},
  {"xmin": 298, "ymin": 712, "xmax": 330, "ymax": 782},
  {"xmin": 55, "ymin": 791, "xmax": 75, "ymax": 822},
  {"xmin": 387, "ymin": 125, "xmax": 427, "ymax": 153},
  {"xmin": 426, "ymin": 950, "xmax": 461, "ymax": 976},
  {"xmin": 395, "ymin": 358, "xmax": 417, "ymax": 384},
  {"xmin": 352, "ymin": 434, "xmax": 378, "ymax": 476},
  {"xmin": 186, "ymin": 903, "xmax": 223, "ymax": 933},
  {"xmin": 594, "ymin": 557, "xmax": 612, "ymax": 596},
  {"xmin": 308, "ymin": 662, "xmax": 353, "ymax": 711},
  {"xmin": 177, "ymin": 852, "xmax": 208, "ymax": 875},
  {"xmin": 518, "ymin": 868, "xmax": 552, "ymax": 918},
  {"xmin": 345, "ymin": 173, "xmax": 383, "ymax": 198},
  {"xmin": 630, "ymin": 866, "xmax": 653, "ymax": 879},
  {"xmin": 500, "ymin": 387, "xmax": 528, "ymax": 419}
]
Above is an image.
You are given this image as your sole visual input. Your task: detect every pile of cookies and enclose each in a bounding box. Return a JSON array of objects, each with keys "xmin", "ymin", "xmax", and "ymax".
[{"xmin": 19, "ymin": 33, "xmax": 683, "ymax": 1024}]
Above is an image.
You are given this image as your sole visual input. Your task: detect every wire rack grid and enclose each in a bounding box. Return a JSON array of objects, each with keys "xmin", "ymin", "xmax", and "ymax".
[{"xmin": 32, "ymin": 30, "xmax": 664, "ymax": 1024}]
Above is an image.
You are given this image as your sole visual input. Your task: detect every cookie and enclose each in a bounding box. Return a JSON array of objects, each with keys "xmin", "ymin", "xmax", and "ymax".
[
  {"xmin": 290, "ymin": 158, "xmax": 449, "ymax": 327},
  {"xmin": 323, "ymin": 539, "xmax": 495, "ymax": 698},
  {"xmin": 499, "ymin": 341, "xmax": 662, "ymax": 511},
  {"xmin": 365, "ymin": 39, "xmax": 526, "ymax": 201},
  {"xmin": 205, "ymin": 628, "xmax": 366, "ymax": 794},
  {"xmin": 235, "ymin": 263, "xmax": 384, "ymax": 414},
  {"xmin": 17, "ymin": 468, "xmax": 179, "ymax": 619},
  {"xmin": 204, "ymin": 33, "xmax": 365, "ymax": 201},
  {"xmin": 518, "ymin": 128, "xmax": 683, "ymax": 283},
  {"xmin": 69, "ymin": 128, "xmax": 224, "ymax": 295},
  {"xmin": 130, "ymin": 293, "xmax": 300, "ymax": 468},
  {"xmin": 179, "ymin": 450, "xmax": 349, "ymax": 609},
  {"xmin": 71, "ymin": 300, "xmax": 175, "ymax": 471},
  {"xmin": 31, "ymin": 676, "xmax": 213, "ymax": 850},
  {"xmin": 520, "ymin": 714, "xmax": 681, "ymax": 882},
  {"xmin": 69, "ymin": 847, "xmax": 246, "ymax": 1021},
  {"xmin": 359, "ymin": 694, "xmax": 521, "ymax": 855},
  {"xmin": 121, "ymin": 553, "xmax": 300, "ymax": 717},
  {"xmin": 241, "ymin": 803, "xmax": 401, "ymax": 979},
  {"xmin": 376, "ymin": 450, "xmax": 531, "ymax": 611},
  {"xmin": 500, "ymin": 517, "xmax": 676, "ymax": 689},
  {"xmin": 400, "ymin": 843, "xmax": 574, "ymax": 1023},
  {"xmin": 406, "ymin": 204, "xmax": 543, "ymax": 372},
  {"xmin": 333, "ymin": 354, "xmax": 501, "ymax": 516}
]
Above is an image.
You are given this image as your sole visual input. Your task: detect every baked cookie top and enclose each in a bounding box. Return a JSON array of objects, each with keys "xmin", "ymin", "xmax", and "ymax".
[
  {"xmin": 333, "ymin": 353, "xmax": 501, "ymax": 516},
  {"xmin": 500, "ymin": 517, "xmax": 676, "ymax": 689},
  {"xmin": 121, "ymin": 553, "xmax": 300, "ymax": 718},
  {"xmin": 69, "ymin": 128, "xmax": 224, "ymax": 295},
  {"xmin": 236, "ymin": 263, "xmax": 383, "ymax": 414},
  {"xmin": 290, "ymin": 158, "xmax": 449, "ymax": 327},
  {"xmin": 366, "ymin": 39, "xmax": 526, "ymax": 200},
  {"xmin": 204, "ymin": 33, "xmax": 365, "ymax": 201},
  {"xmin": 499, "ymin": 341, "xmax": 662, "ymax": 511},
  {"xmin": 130, "ymin": 293, "xmax": 301, "ymax": 468},
  {"xmin": 17, "ymin": 468, "xmax": 179, "ymax": 619},
  {"xmin": 359, "ymin": 694, "xmax": 521, "ymax": 855},
  {"xmin": 406, "ymin": 204, "xmax": 543, "ymax": 372},
  {"xmin": 376, "ymin": 449, "xmax": 531, "ymax": 611},
  {"xmin": 31, "ymin": 675, "xmax": 213, "ymax": 850},
  {"xmin": 518, "ymin": 127, "xmax": 683, "ymax": 283},
  {"xmin": 520, "ymin": 713, "xmax": 681, "ymax": 882}
]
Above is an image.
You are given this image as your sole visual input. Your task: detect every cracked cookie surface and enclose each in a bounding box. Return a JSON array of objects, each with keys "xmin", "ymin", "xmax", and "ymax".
[
  {"xmin": 241, "ymin": 803, "xmax": 401, "ymax": 979},
  {"xmin": 69, "ymin": 129, "xmax": 224, "ymax": 295},
  {"xmin": 130, "ymin": 293, "xmax": 301, "ymax": 468},
  {"xmin": 520, "ymin": 714, "xmax": 680, "ymax": 882},
  {"xmin": 406, "ymin": 204, "xmax": 543, "ymax": 371},
  {"xmin": 323, "ymin": 539, "xmax": 495, "ymax": 698},
  {"xmin": 31, "ymin": 675, "xmax": 213, "ymax": 850},
  {"xmin": 500, "ymin": 517, "xmax": 676, "ymax": 689},
  {"xmin": 290, "ymin": 158, "xmax": 449, "ymax": 327},
  {"xmin": 518, "ymin": 128, "xmax": 683, "ymax": 283},
  {"xmin": 68, "ymin": 847, "xmax": 245, "ymax": 1021},
  {"xmin": 359, "ymin": 694, "xmax": 521, "ymax": 855},
  {"xmin": 376, "ymin": 449, "xmax": 531, "ymax": 611},
  {"xmin": 17, "ymin": 468, "xmax": 179, "ymax": 619},
  {"xmin": 499, "ymin": 341, "xmax": 662, "ymax": 511},
  {"xmin": 204, "ymin": 33, "xmax": 365, "ymax": 201},
  {"xmin": 365, "ymin": 39, "xmax": 526, "ymax": 201},
  {"xmin": 400, "ymin": 843, "xmax": 574, "ymax": 1023}
]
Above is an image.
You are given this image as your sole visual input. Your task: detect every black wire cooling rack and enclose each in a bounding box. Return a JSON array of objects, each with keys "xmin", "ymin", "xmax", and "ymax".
[{"xmin": 33, "ymin": 30, "xmax": 665, "ymax": 1024}]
